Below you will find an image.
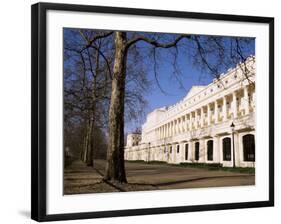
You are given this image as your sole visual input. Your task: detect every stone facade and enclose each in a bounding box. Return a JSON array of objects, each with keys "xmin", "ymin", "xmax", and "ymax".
[{"xmin": 125, "ymin": 57, "xmax": 256, "ymax": 167}]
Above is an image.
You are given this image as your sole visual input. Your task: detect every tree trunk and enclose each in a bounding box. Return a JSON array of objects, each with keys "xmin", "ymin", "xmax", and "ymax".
[
  {"xmin": 86, "ymin": 116, "xmax": 94, "ymax": 166},
  {"xmin": 82, "ymin": 49, "xmax": 100, "ymax": 167},
  {"xmin": 104, "ymin": 32, "xmax": 127, "ymax": 183},
  {"xmin": 82, "ymin": 118, "xmax": 91, "ymax": 163}
]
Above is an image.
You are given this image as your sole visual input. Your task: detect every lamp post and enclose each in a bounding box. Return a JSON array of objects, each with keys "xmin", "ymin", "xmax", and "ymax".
[{"xmin": 230, "ymin": 122, "xmax": 236, "ymax": 168}]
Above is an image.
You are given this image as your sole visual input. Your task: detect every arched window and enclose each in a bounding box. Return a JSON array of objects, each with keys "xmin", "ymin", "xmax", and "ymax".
[
  {"xmin": 185, "ymin": 144, "xmax": 189, "ymax": 160},
  {"xmin": 223, "ymin": 137, "xmax": 231, "ymax": 161},
  {"xmin": 195, "ymin": 142, "xmax": 200, "ymax": 161},
  {"xmin": 243, "ymin": 134, "xmax": 255, "ymax": 161},
  {"xmin": 207, "ymin": 140, "xmax": 213, "ymax": 161}
]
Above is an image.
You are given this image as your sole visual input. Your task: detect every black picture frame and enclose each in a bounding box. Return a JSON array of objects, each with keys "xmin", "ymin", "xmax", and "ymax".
[{"xmin": 31, "ymin": 2, "xmax": 274, "ymax": 222}]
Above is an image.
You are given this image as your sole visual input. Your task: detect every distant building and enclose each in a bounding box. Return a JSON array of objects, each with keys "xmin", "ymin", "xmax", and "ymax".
[
  {"xmin": 126, "ymin": 133, "xmax": 142, "ymax": 147},
  {"xmin": 125, "ymin": 57, "xmax": 255, "ymax": 167}
]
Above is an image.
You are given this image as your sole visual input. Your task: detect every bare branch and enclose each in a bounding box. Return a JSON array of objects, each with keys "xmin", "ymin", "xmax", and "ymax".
[
  {"xmin": 86, "ymin": 31, "xmax": 114, "ymax": 48},
  {"xmin": 126, "ymin": 34, "xmax": 191, "ymax": 50}
]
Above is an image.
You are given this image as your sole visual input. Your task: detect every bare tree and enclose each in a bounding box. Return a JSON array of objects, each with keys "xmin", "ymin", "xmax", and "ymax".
[
  {"xmin": 64, "ymin": 29, "xmax": 151, "ymax": 169},
  {"xmin": 64, "ymin": 29, "xmax": 113, "ymax": 167}
]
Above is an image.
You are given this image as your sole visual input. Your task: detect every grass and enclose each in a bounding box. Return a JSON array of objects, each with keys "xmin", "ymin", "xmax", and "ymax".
[
  {"xmin": 126, "ymin": 160, "xmax": 168, "ymax": 165},
  {"xmin": 178, "ymin": 162, "xmax": 222, "ymax": 168},
  {"xmin": 215, "ymin": 166, "xmax": 255, "ymax": 174},
  {"xmin": 126, "ymin": 160, "xmax": 255, "ymax": 174},
  {"xmin": 176, "ymin": 162, "xmax": 255, "ymax": 174}
]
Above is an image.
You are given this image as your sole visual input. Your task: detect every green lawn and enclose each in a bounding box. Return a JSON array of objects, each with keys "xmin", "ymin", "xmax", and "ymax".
[{"xmin": 126, "ymin": 160, "xmax": 255, "ymax": 174}]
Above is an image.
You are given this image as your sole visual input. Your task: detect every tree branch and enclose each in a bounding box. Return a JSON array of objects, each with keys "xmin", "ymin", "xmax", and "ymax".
[
  {"xmin": 85, "ymin": 31, "xmax": 114, "ymax": 48},
  {"xmin": 125, "ymin": 34, "xmax": 191, "ymax": 50}
]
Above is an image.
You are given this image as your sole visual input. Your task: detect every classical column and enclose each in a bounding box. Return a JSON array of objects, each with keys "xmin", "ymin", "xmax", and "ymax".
[
  {"xmin": 176, "ymin": 120, "xmax": 179, "ymax": 135},
  {"xmin": 178, "ymin": 117, "xmax": 182, "ymax": 134},
  {"xmin": 232, "ymin": 91, "xmax": 238, "ymax": 118},
  {"xmin": 169, "ymin": 122, "xmax": 171, "ymax": 137},
  {"xmin": 173, "ymin": 120, "xmax": 176, "ymax": 136},
  {"xmin": 223, "ymin": 96, "xmax": 227, "ymax": 121},
  {"xmin": 201, "ymin": 107, "xmax": 204, "ymax": 127},
  {"xmin": 194, "ymin": 110, "xmax": 198, "ymax": 129},
  {"xmin": 244, "ymin": 85, "xmax": 250, "ymax": 115},
  {"xmin": 186, "ymin": 114, "xmax": 189, "ymax": 131},
  {"xmin": 207, "ymin": 103, "xmax": 211, "ymax": 125},
  {"xmin": 189, "ymin": 113, "xmax": 193, "ymax": 130},
  {"xmin": 178, "ymin": 118, "xmax": 181, "ymax": 134},
  {"xmin": 181, "ymin": 117, "xmax": 184, "ymax": 133},
  {"xmin": 177, "ymin": 119, "xmax": 180, "ymax": 134},
  {"xmin": 174, "ymin": 119, "xmax": 178, "ymax": 135},
  {"xmin": 214, "ymin": 100, "xmax": 218, "ymax": 123}
]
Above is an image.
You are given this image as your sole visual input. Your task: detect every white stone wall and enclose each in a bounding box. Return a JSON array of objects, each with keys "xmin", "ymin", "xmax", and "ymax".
[{"xmin": 125, "ymin": 57, "xmax": 256, "ymax": 168}]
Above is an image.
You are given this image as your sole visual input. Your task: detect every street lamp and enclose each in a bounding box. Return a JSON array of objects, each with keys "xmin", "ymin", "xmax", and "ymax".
[{"xmin": 230, "ymin": 122, "xmax": 236, "ymax": 168}]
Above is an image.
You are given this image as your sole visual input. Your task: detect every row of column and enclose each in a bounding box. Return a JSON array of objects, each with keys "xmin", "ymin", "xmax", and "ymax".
[{"xmin": 156, "ymin": 86, "xmax": 251, "ymax": 140}]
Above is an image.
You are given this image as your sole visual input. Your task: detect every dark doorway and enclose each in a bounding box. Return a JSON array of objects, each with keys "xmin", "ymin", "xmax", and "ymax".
[
  {"xmin": 223, "ymin": 137, "xmax": 231, "ymax": 161},
  {"xmin": 185, "ymin": 143, "xmax": 188, "ymax": 160},
  {"xmin": 207, "ymin": 140, "xmax": 213, "ymax": 161},
  {"xmin": 195, "ymin": 142, "xmax": 200, "ymax": 161},
  {"xmin": 243, "ymin": 134, "xmax": 255, "ymax": 161}
]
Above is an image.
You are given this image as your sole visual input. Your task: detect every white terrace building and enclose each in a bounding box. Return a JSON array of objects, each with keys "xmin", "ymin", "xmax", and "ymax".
[{"xmin": 125, "ymin": 57, "xmax": 256, "ymax": 168}]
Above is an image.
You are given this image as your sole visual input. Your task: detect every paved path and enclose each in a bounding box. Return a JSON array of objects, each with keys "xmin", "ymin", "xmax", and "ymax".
[{"xmin": 64, "ymin": 160, "xmax": 254, "ymax": 194}]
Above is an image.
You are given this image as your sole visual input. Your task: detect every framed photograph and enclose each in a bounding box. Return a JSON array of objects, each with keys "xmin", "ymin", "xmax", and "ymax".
[{"xmin": 31, "ymin": 2, "xmax": 274, "ymax": 222}]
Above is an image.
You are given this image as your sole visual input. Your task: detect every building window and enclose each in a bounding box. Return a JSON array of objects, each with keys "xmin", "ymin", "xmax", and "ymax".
[
  {"xmin": 185, "ymin": 144, "xmax": 189, "ymax": 160},
  {"xmin": 223, "ymin": 137, "xmax": 231, "ymax": 161},
  {"xmin": 177, "ymin": 145, "xmax": 180, "ymax": 153},
  {"xmin": 170, "ymin": 146, "xmax": 172, "ymax": 153},
  {"xmin": 195, "ymin": 142, "xmax": 200, "ymax": 161},
  {"xmin": 207, "ymin": 140, "xmax": 213, "ymax": 161},
  {"xmin": 243, "ymin": 134, "xmax": 255, "ymax": 161}
]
